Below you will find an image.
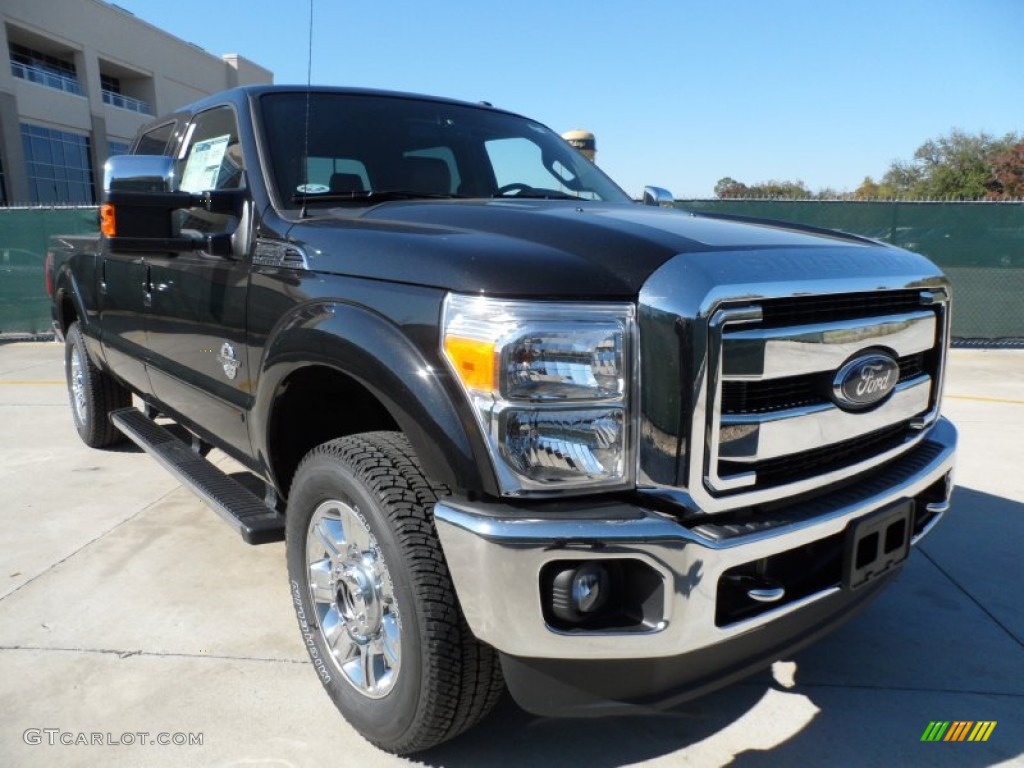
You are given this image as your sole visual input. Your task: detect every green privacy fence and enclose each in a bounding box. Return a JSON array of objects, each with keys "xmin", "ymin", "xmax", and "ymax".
[
  {"xmin": 0, "ymin": 207, "xmax": 98, "ymax": 335},
  {"xmin": 678, "ymin": 199, "xmax": 1024, "ymax": 341},
  {"xmin": 1, "ymin": 202, "xmax": 1021, "ymax": 339}
]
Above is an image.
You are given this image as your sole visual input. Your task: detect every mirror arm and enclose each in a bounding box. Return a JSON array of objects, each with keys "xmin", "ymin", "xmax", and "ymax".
[
  {"xmin": 108, "ymin": 232, "xmax": 234, "ymax": 257},
  {"xmin": 202, "ymin": 232, "xmax": 235, "ymax": 258},
  {"xmin": 108, "ymin": 236, "xmax": 194, "ymax": 254}
]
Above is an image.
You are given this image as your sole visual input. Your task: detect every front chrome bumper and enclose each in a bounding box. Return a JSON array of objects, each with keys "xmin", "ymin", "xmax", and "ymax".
[{"xmin": 435, "ymin": 417, "xmax": 956, "ymax": 662}]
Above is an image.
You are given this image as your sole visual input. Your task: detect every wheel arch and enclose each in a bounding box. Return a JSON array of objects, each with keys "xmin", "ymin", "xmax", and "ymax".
[
  {"xmin": 55, "ymin": 274, "xmax": 104, "ymax": 370},
  {"xmin": 252, "ymin": 301, "xmax": 496, "ymax": 499},
  {"xmin": 53, "ymin": 254, "xmax": 97, "ymax": 351},
  {"xmin": 56, "ymin": 289, "xmax": 78, "ymax": 336},
  {"xmin": 54, "ymin": 258, "xmax": 85, "ymax": 336}
]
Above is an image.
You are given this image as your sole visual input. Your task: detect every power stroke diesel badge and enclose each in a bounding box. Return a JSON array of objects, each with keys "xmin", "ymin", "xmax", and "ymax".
[
  {"xmin": 217, "ymin": 342, "xmax": 240, "ymax": 381},
  {"xmin": 832, "ymin": 352, "xmax": 899, "ymax": 410}
]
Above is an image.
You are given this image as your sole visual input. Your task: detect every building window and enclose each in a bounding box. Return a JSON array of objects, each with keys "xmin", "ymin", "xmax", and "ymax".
[
  {"xmin": 108, "ymin": 140, "xmax": 131, "ymax": 158},
  {"xmin": 100, "ymin": 73, "xmax": 121, "ymax": 94},
  {"xmin": 100, "ymin": 71, "xmax": 153, "ymax": 115},
  {"xmin": 8, "ymin": 42, "xmax": 82, "ymax": 96},
  {"xmin": 20, "ymin": 124, "xmax": 94, "ymax": 204}
]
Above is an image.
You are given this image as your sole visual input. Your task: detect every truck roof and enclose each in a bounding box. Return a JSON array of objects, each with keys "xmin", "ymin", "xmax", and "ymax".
[{"xmin": 145, "ymin": 84, "xmax": 518, "ymax": 129}]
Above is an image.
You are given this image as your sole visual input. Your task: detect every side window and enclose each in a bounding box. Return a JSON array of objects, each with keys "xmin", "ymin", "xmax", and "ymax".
[
  {"xmin": 134, "ymin": 122, "xmax": 176, "ymax": 155},
  {"xmin": 177, "ymin": 107, "xmax": 244, "ymax": 193},
  {"xmin": 175, "ymin": 107, "xmax": 244, "ymax": 234}
]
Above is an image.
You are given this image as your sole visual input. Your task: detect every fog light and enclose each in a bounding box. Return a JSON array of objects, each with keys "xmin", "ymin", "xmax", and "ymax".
[
  {"xmin": 550, "ymin": 562, "xmax": 610, "ymax": 623},
  {"xmin": 573, "ymin": 564, "xmax": 608, "ymax": 612}
]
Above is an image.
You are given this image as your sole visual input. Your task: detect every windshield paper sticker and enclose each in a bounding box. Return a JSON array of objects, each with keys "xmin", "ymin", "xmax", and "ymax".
[{"xmin": 179, "ymin": 134, "xmax": 231, "ymax": 193}]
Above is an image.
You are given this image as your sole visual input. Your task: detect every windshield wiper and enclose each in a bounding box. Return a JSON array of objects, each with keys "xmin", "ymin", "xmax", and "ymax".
[
  {"xmin": 492, "ymin": 190, "xmax": 583, "ymax": 201},
  {"xmin": 292, "ymin": 189, "xmax": 466, "ymax": 205}
]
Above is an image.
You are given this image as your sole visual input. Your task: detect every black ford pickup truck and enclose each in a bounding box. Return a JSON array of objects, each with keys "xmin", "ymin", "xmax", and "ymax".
[{"xmin": 48, "ymin": 85, "xmax": 957, "ymax": 754}]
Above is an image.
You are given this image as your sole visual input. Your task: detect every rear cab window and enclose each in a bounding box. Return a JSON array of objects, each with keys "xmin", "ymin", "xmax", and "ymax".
[{"xmin": 133, "ymin": 121, "xmax": 178, "ymax": 156}]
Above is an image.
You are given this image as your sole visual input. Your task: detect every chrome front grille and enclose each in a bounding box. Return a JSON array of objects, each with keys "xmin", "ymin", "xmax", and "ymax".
[
  {"xmin": 698, "ymin": 289, "xmax": 949, "ymax": 500},
  {"xmin": 718, "ymin": 423, "xmax": 908, "ymax": 489},
  {"xmin": 720, "ymin": 351, "xmax": 931, "ymax": 415},
  {"xmin": 754, "ymin": 288, "xmax": 926, "ymax": 327},
  {"xmin": 636, "ymin": 244, "xmax": 952, "ymax": 515}
]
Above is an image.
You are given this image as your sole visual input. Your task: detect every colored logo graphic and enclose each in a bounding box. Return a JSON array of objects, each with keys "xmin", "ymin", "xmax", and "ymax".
[{"xmin": 921, "ymin": 721, "xmax": 997, "ymax": 742}]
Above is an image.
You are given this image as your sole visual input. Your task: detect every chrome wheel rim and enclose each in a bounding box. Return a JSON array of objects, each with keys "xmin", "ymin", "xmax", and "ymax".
[
  {"xmin": 306, "ymin": 499, "xmax": 401, "ymax": 698},
  {"xmin": 70, "ymin": 346, "xmax": 87, "ymax": 424}
]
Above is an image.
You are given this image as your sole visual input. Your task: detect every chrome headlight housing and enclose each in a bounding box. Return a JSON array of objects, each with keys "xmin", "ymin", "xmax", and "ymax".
[{"xmin": 441, "ymin": 293, "xmax": 637, "ymax": 495}]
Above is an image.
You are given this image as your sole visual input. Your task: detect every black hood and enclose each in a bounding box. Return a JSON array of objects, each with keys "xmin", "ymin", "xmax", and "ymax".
[{"xmin": 285, "ymin": 200, "xmax": 882, "ymax": 299}]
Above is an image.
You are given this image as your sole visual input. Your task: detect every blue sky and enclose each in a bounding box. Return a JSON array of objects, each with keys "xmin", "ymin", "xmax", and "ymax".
[{"xmin": 112, "ymin": 0, "xmax": 1024, "ymax": 198}]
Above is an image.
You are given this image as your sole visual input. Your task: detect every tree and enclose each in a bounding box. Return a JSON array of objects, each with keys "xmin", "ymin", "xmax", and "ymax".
[
  {"xmin": 755, "ymin": 179, "xmax": 812, "ymax": 199},
  {"xmin": 878, "ymin": 129, "xmax": 1019, "ymax": 200},
  {"xmin": 714, "ymin": 176, "xmax": 811, "ymax": 199},
  {"xmin": 986, "ymin": 140, "xmax": 1024, "ymax": 199},
  {"xmin": 854, "ymin": 176, "xmax": 882, "ymax": 199},
  {"xmin": 912, "ymin": 130, "xmax": 1003, "ymax": 199},
  {"xmin": 814, "ymin": 187, "xmax": 850, "ymax": 200},
  {"xmin": 879, "ymin": 160, "xmax": 924, "ymax": 198},
  {"xmin": 714, "ymin": 177, "xmax": 749, "ymax": 198},
  {"xmin": 712, "ymin": 129, "xmax": 1022, "ymax": 200}
]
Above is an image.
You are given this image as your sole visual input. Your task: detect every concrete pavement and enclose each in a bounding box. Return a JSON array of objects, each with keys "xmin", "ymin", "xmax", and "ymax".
[{"xmin": 0, "ymin": 341, "xmax": 1021, "ymax": 767}]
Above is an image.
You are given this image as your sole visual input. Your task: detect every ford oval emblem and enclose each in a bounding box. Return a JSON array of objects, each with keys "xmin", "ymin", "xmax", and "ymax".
[{"xmin": 832, "ymin": 352, "xmax": 899, "ymax": 410}]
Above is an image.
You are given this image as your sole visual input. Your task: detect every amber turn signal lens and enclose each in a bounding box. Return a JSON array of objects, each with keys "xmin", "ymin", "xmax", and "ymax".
[
  {"xmin": 100, "ymin": 204, "xmax": 116, "ymax": 237},
  {"xmin": 443, "ymin": 336, "xmax": 496, "ymax": 393}
]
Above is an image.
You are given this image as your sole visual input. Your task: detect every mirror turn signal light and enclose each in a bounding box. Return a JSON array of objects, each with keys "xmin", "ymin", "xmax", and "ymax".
[{"xmin": 100, "ymin": 204, "xmax": 116, "ymax": 237}]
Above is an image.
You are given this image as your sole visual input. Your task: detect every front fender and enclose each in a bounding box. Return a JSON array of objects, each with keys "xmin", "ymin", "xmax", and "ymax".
[{"xmin": 251, "ymin": 300, "xmax": 498, "ymax": 496}]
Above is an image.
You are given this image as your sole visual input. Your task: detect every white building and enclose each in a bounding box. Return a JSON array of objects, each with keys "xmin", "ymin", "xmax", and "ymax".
[{"xmin": 0, "ymin": 0, "xmax": 272, "ymax": 204}]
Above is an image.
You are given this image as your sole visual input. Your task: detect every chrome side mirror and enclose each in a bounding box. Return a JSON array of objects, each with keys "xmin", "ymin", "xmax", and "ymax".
[
  {"xmin": 103, "ymin": 155, "xmax": 176, "ymax": 196},
  {"xmin": 642, "ymin": 186, "xmax": 675, "ymax": 207}
]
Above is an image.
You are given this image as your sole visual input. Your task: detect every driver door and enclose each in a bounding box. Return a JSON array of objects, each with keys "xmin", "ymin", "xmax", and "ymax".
[{"xmin": 143, "ymin": 105, "xmax": 254, "ymax": 457}]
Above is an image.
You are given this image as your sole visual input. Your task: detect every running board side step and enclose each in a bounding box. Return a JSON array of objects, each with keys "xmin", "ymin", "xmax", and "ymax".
[{"xmin": 110, "ymin": 408, "xmax": 285, "ymax": 544}]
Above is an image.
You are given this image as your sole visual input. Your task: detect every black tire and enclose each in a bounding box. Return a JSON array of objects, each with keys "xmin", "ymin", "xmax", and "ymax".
[
  {"xmin": 64, "ymin": 322, "xmax": 131, "ymax": 448},
  {"xmin": 285, "ymin": 431, "xmax": 504, "ymax": 754}
]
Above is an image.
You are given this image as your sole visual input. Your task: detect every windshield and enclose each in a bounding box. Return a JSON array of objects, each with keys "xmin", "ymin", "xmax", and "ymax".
[{"xmin": 259, "ymin": 92, "xmax": 632, "ymax": 208}]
